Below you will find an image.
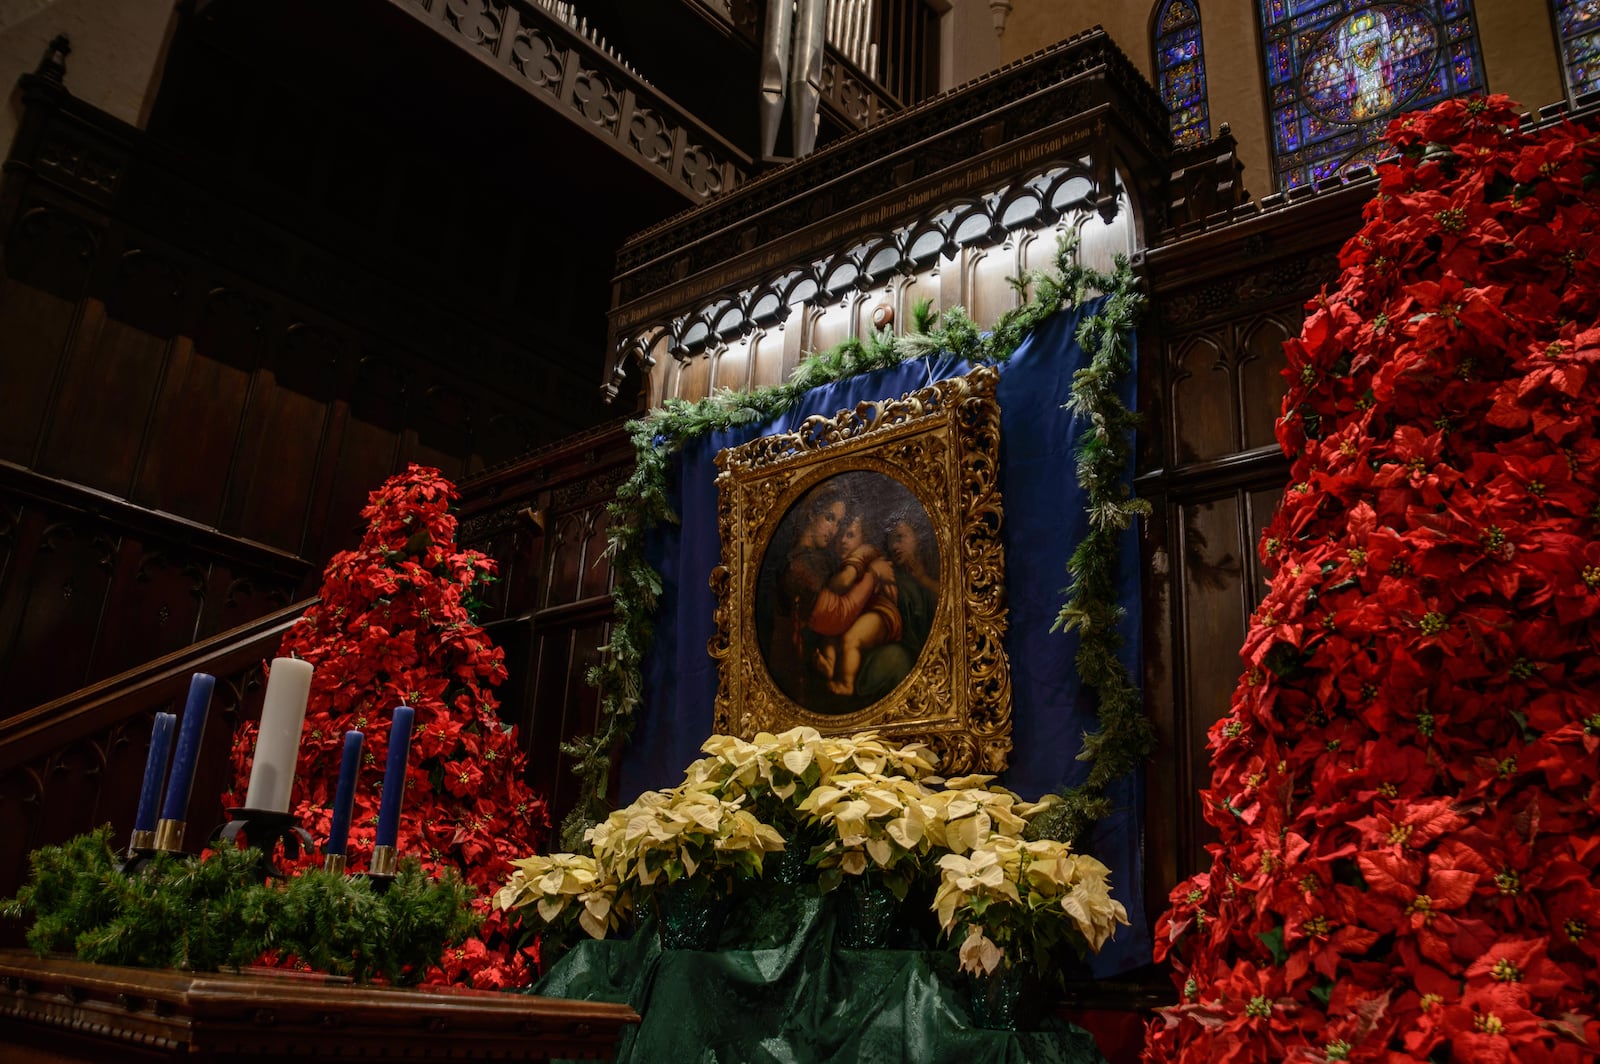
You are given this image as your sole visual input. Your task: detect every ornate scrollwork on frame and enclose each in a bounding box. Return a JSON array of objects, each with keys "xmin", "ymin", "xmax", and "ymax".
[{"xmin": 709, "ymin": 366, "xmax": 1011, "ymax": 773}]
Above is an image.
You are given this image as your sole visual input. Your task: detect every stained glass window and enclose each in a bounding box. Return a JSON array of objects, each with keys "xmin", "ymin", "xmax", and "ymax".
[
  {"xmin": 1155, "ymin": 0, "xmax": 1211, "ymax": 147},
  {"xmin": 1259, "ymin": 0, "xmax": 1487, "ymax": 190},
  {"xmin": 1553, "ymin": 0, "xmax": 1600, "ymax": 99}
]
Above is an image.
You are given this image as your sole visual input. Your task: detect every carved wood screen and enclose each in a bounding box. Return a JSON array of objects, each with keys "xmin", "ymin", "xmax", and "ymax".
[
  {"xmin": 1138, "ymin": 179, "xmax": 1368, "ymax": 900},
  {"xmin": 603, "ymin": 28, "xmax": 1173, "ymax": 408},
  {"xmin": 453, "ymin": 424, "xmax": 635, "ymax": 834}
]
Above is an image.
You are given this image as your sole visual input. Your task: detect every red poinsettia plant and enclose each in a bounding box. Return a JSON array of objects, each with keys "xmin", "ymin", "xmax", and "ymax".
[
  {"xmin": 225, "ymin": 464, "xmax": 550, "ymax": 988},
  {"xmin": 1147, "ymin": 97, "xmax": 1600, "ymax": 1062}
]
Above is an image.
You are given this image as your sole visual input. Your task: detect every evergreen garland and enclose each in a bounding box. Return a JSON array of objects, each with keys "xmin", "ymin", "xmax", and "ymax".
[
  {"xmin": 563, "ymin": 235, "xmax": 1154, "ymax": 851},
  {"xmin": 1, "ymin": 827, "xmax": 480, "ymax": 985}
]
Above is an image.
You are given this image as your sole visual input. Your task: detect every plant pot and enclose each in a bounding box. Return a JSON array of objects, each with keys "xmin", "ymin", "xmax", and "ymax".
[
  {"xmin": 835, "ymin": 875, "xmax": 898, "ymax": 949},
  {"xmin": 651, "ymin": 877, "xmax": 728, "ymax": 950},
  {"xmin": 767, "ymin": 840, "xmax": 813, "ymax": 887},
  {"xmin": 965, "ymin": 953, "xmax": 1051, "ymax": 1031}
]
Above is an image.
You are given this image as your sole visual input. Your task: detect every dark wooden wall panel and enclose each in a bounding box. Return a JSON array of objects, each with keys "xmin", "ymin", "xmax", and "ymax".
[
  {"xmin": 578, "ymin": 510, "xmax": 613, "ymax": 601},
  {"xmin": 233, "ymin": 381, "xmax": 329, "ymax": 554},
  {"xmin": 0, "ymin": 281, "xmax": 75, "ymax": 464},
  {"xmin": 87, "ymin": 542, "xmax": 207, "ymax": 681},
  {"xmin": 41, "ymin": 313, "xmax": 170, "ymax": 494},
  {"xmin": 195, "ymin": 564, "xmax": 293, "ymax": 641},
  {"xmin": 1175, "ymin": 493, "xmax": 1248, "ymax": 850},
  {"xmin": 0, "ymin": 518, "xmax": 117, "ymax": 712},
  {"xmin": 0, "ymin": 472, "xmax": 306, "ymax": 717},
  {"xmin": 133, "ymin": 338, "xmax": 254, "ymax": 525},
  {"xmin": 320, "ymin": 412, "xmax": 400, "ymax": 554},
  {"xmin": 1238, "ymin": 318, "xmax": 1295, "ymax": 453},
  {"xmin": 1170, "ymin": 334, "xmax": 1234, "ymax": 464},
  {"xmin": 1142, "ymin": 182, "xmax": 1363, "ymax": 896}
]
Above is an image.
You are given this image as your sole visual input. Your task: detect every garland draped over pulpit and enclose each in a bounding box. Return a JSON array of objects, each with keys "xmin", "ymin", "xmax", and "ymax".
[{"xmin": 619, "ymin": 301, "xmax": 1151, "ymax": 976}]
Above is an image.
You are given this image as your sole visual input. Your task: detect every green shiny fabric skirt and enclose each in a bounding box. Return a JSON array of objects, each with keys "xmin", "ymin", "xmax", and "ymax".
[{"xmin": 533, "ymin": 884, "xmax": 1108, "ymax": 1064}]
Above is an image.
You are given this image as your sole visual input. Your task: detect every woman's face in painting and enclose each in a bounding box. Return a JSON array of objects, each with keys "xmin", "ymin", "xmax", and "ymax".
[{"xmin": 802, "ymin": 499, "xmax": 846, "ymax": 548}]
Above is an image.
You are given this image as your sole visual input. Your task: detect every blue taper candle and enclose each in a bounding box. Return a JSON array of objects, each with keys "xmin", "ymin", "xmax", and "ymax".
[
  {"xmin": 160, "ymin": 673, "xmax": 215, "ymax": 823},
  {"xmin": 373, "ymin": 706, "xmax": 415, "ymax": 851},
  {"xmin": 325, "ymin": 730, "xmax": 364, "ymax": 857},
  {"xmin": 133, "ymin": 712, "xmax": 176, "ymax": 834}
]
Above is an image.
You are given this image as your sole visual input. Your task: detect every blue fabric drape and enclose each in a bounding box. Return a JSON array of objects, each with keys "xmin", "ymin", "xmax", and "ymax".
[{"xmin": 620, "ymin": 301, "xmax": 1151, "ymax": 975}]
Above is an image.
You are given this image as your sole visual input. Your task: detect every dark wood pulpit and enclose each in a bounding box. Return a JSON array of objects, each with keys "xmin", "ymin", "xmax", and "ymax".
[{"xmin": 0, "ymin": 950, "xmax": 638, "ymax": 1062}]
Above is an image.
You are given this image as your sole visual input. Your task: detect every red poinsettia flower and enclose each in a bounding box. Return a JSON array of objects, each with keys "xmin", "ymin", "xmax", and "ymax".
[
  {"xmin": 1147, "ymin": 98, "xmax": 1600, "ymax": 1063},
  {"xmin": 222, "ymin": 466, "xmax": 550, "ymax": 989}
]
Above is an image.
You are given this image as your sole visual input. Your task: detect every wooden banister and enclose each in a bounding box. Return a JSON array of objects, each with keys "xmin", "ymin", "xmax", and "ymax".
[
  {"xmin": 0, "ymin": 599, "xmax": 312, "ymax": 773},
  {"xmin": 0, "ymin": 599, "xmax": 314, "ymax": 907}
]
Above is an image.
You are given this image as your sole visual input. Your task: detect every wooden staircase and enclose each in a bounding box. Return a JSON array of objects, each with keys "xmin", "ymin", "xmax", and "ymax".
[{"xmin": 0, "ymin": 600, "xmax": 310, "ymax": 913}]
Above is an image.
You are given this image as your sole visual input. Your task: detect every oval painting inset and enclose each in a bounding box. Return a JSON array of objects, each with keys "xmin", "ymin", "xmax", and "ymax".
[
  {"xmin": 754, "ymin": 471, "xmax": 939, "ymax": 716},
  {"xmin": 1301, "ymin": 4, "xmax": 1440, "ymax": 125}
]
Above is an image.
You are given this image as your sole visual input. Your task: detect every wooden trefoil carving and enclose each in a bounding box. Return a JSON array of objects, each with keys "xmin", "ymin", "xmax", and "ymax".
[{"xmin": 709, "ymin": 365, "xmax": 1011, "ymax": 773}]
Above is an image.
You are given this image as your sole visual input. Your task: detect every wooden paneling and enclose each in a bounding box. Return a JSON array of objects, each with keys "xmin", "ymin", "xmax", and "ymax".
[
  {"xmin": 1238, "ymin": 317, "xmax": 1296, "ymax": 453},
  {"xmin": 133, "ymin": 337, "xmax": 255, "ymax": 525},
  {"xmin": 41, "ymin": 314, "xmax": 172, "ymax": 495},
  {"xmin": 1141, "ymin": 175, "xmax": 1366, "ymax": 896},
  {"xmin": 0, "ymin": 467, "xmax": 306, "ymax": 716},
  {"xmin": 232, "ymin": 377, "xmax": 330, "ymax": 554},
  {"xmin": 0, "ymin": 516, "xmax": 118, "ymax": 712},
  {"xmin": 454, "ymin": 424, "xmax": 633, "ymax": 834},
  {"xmin": 0, "ymin": 280, "xmax": 75, "ymax": 465},
  {"xmin": 1170, "ymin": 333, "xmax": 1234, "ymax": 464}
]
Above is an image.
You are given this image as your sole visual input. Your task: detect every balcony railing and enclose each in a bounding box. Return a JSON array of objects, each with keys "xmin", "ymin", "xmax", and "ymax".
[{"xmin": 394, "ymin": 0, "xmax": 750, "ymax": 201}]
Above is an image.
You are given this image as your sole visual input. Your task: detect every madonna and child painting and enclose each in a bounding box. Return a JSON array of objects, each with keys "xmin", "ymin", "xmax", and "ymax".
[{"xmin": 754, "ymin": 471, "xmax": 938, "ymax": 716}]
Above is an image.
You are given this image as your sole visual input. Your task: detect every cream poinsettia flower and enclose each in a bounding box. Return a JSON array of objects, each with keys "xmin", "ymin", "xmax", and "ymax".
[
  {"xmin": 1059, "ymin": 854, "xmax": 1129, "ymax": 952},
  {"xmin": 496, "ymin": 852, "xmax": 631, "ymax": 940},
  {"xmin": 958, "ymin": 924, "xmax": 1004, "ymax": 976}
]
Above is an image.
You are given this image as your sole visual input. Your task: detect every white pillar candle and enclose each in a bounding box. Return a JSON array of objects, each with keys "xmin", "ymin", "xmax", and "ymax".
[{"xmin": 244, "ymin": 657, "xmax": 315, "ymax": 812}]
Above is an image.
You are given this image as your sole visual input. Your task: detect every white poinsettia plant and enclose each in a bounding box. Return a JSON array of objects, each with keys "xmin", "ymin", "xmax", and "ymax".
[
  {"xmin": 494, "ymin": 852, "xmax": 629, "ymax": 940},
  {"xmin": 796, "ymin": 770, "xmax": 935, "ymax": 898},
  {"xmin": 587, "ymin": 782, "xmax": 785, "ymax": 890},
  {"xmin": 689, "ymin": 728, "xmax": 938, "ymax": 816},
  {"xmin": 920, "ymin": 773, "xmax": 1046, "ymax": 854},
  {"xmin": 497, "ymin": 729, "xmax": 1131, "ymax": 969},
  {"xmin": 933, "ymin": 835, "xmax": 1129, "ymax": 978}
]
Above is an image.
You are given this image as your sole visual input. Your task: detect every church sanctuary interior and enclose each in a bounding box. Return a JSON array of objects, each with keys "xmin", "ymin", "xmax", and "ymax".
[{"xmin": 0, "ymin": 0, "xmax": 1592, "ymax": 1061}]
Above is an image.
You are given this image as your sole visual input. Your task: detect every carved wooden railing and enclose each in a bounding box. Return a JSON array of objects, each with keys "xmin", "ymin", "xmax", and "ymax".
[
  {"xmin": 0, "ymin": 462, "xmax": 309, "ymax": 714},
  {"xmin": 0, "ymin": 600, "xmax": 308, "ymax": 911},
  {"xmin": 392, "ymin": 0, "xmax": 750, "ymax": 200},
  {"xmin": 603, "ymin": 27, "xmax": 1173, "ymax": 406}
]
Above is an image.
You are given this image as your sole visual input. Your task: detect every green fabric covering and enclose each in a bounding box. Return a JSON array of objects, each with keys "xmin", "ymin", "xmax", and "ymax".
[{"xmin": 534, "ymin": 884, "xmax": 1109, "ymax": 1064}]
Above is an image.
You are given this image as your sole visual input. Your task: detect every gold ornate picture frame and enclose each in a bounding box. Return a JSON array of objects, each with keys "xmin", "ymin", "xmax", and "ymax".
[{"xmin": 709, "ymin": 365, "xmax": 1011, "ymax": 773}]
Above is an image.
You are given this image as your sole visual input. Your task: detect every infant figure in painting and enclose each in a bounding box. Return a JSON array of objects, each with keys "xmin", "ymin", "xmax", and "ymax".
[{"xmin": 812, "ymin": 513, "xmax": 902, "ymax": 695}]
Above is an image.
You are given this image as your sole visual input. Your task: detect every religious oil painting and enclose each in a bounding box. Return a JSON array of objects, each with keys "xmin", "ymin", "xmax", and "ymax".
[{"xmin": 709, "ymin": 366, "xmax": 1012, "ymax": 774}]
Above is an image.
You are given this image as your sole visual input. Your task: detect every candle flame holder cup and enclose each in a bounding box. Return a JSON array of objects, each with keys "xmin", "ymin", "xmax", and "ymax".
[
  {"xmin": 154, "ymin": 817, "xmax": 187, "ymax": 853},
  {"xmin": 210, "ymin": 807, "xmax": 315, "ymax": 872},
  {"xmin": 119, "ymin": 829, "xmax": 160, "ymax": 874},
  {"xmin": 322, "ymin": 852, "xmax": 348, "ymax": 876},
  {"xmin": 359, "ymin": 844, "xmax": 398, "ymax": 894}
]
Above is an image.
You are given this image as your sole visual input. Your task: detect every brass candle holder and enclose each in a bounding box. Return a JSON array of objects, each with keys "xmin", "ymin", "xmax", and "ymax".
[
  {"xmin": 154, "ymin": 817, "xmax": 187, "ymax": 853},
  {"xmin": 368, "ymin": 844, "xmax": 398, "ymax": 877}
]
